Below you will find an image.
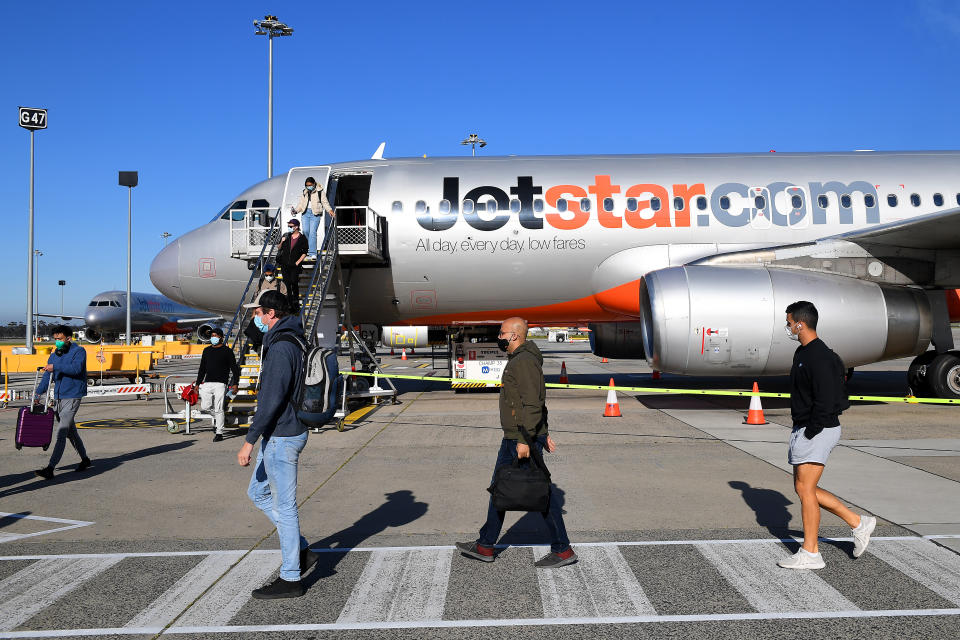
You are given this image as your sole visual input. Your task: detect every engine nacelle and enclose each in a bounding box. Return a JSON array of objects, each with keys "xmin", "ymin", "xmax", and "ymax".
[
  {"xmin": 640, "ymin": 266, "xmax": 931, "ymax": 375},
  {"xmin": 381, "ymin": 326, "xmax": 446, "ymax": 349},
  {"xmin": 83, "ymin": 328, "xmax": 102, "ymax": 343},
  {"xmin": 588, "ymin": 322, "xmax": 645, "ymax": 359},
  {"xmin": 196, "ymin": 323, "xmax": 219, "ymax": 343}
]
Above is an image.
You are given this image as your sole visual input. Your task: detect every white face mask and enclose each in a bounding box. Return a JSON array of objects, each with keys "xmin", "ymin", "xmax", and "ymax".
[
  {"xmin": 265, "ymin": 275, "xmax": 274, "ymax": 281},
  {"xmin": 785, "ymin": 322, "xmax": 801, "ymax": 341}
]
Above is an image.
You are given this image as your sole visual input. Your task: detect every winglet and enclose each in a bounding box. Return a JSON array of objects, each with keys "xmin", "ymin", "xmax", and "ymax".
[{"xmin": 371, "ymin": 142, "xmax": 386, "ymax": 160}]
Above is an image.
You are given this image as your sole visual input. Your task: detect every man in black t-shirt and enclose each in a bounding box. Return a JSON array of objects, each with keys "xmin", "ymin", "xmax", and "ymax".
[{"xmin": 196, "ymin": 327, "xmax": 240, "ymax": 442}]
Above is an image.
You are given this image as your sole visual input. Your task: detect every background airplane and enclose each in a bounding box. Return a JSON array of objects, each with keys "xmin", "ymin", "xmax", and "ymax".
[{"xmin": 150, "ymin": 150, "xmax": 960, "ymax": 397}]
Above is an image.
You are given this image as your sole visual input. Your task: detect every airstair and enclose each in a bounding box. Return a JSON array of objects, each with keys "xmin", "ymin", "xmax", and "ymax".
[{"xmin": 221, "ymin": 167, "xmax": 398, "ymax": 433}]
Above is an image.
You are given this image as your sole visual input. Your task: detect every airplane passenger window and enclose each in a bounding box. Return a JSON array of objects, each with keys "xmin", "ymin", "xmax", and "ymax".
[
  {"xmin": 719, "ymin": 196, "xmax": 730, "ymax": 210},
  {"xmin": 754, "ymin": 196, "xmax": 765, "ymax": 209},
  {"xmin": 910, "ymin": 193, "xmax": 921, "ymax": 207},
  {"xmin": 674, "ymin": 197, "xmax": 684, "ymax": 211},
  {"xmin": 580, "ymin": 198, "xmax": 591, "ymax": 212},
  {"xmin": 650, "ymin": 197, "xmax": 661, "ymax": 211},
  {"xmin": 533, "ymin": 199, "xmax": 544, "ymax": 213},
  {"xmin": 557, "ymin": 198, "xmax": 568, "ymax": 213},
  {"xmin": 626, "ymin": 198, "xmax": 638, "ymax": 212},
  {"xmin": 439, "ymin": 200, "xmax": 451, "ymax": 214},
  {"xmin": 840, "ymin": 194, "xmax": 852, "ymax": 208},
  {"xmin": 864, "ymin": 194, "xmax": 875, "ymax": 208},
  {"xmin": 462, "ymin": 199, "xmax": 475, "ymax": 214},
  {"xmin": 696, "ymin": 196, "xmax": 708, "ymax": 210},
  {"xmin": 603, "ymin": 197, "xmax": 614, "ymax": 212},
  {"xmin": 415, "ymin": 201, "xmax": 426, "ymax": 213},
  {"xmin": 791, "ymin": 195, "xmax": 803, "ymax": 209},
  {"xmin": 510, "ymin": 199, "xmax": 521, "ymax": 213},
  {"xmin": 934, "ymin": 193, "xmax": 944, "ymax": 207},
  {"xmin": 888, "ymin": 194, "xmax": 898, "ymax": 207},
  {"xmin": 392, "ymin": 201, "xmax": 403, "ymax": 213},
  {"xmin": 817, "ymin": 195, "xmax": 829, "ymax": 209}
]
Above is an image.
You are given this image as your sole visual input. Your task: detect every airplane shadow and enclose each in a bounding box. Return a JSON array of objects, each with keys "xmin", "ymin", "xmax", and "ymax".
[
  {"xmin": 0, "ymin": 442, "xmax": 194, "ymax": 499},
  {"xmin": 301, "ymin": 489, "xmax": 428, "ymax": 586}
]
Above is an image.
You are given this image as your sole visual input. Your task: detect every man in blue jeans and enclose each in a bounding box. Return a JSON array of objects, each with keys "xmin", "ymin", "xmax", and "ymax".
[
  {"xmin": 237, "ymin": 290, "xmax": 319, "ymax": 599},
  {"xmin": 457, "ymin": 317, "xmax": 577, "ymax": 568},
  {"xmin": 34, "ymin": 325, "xmax": 92, "ymax": 480}
]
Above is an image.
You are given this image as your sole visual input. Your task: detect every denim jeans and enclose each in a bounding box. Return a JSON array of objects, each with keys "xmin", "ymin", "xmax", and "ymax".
[
  {"xmin": 478, "ymin": 436, "xmax": 570, "ymax": 553},
  {"xmin": 302, "ymin": 211, "xmax": 322, "ymax": 255},
  {"xmin": 47, "ymin": 397, "xmax": 87, "ymax": 469},
  {"xmin": 247, "ymin": 432, "xmax": 309, "ymax": 581}
]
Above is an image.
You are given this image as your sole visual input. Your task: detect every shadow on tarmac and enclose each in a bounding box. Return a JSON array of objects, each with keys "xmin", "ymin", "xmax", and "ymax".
[
  {"xmin": 0, "ymin": 441, "xmax": 195, "ymax": 499},
  {"xmin": 302, "ymin": 489, "xmax": 428, "ymax": 586},
  {"xmin": 0, "ymin": 511, "xmax": 31, "ymax": 529},
  {"xmin": 728, "ymin": 480, "xmax": 799, "ymax": 540},
  {"xmin": 498, "ymin": 486, "xmax": 567, "ymax": 550}
]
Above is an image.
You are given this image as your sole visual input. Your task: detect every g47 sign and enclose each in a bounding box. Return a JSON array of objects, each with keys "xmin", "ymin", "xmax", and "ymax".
[{"xmin": 18, "ymin": 107, "xmax": 47, "ymax": 130}]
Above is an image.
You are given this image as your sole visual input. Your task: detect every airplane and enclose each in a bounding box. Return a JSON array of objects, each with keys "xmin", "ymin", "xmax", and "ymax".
[
  {"xmin": 150, "ymin": 149, "xmax": 960, "ymax": 398},
  {"xmin": 38, "ymin": 290, "xmax": 222, "ymax": 342}
]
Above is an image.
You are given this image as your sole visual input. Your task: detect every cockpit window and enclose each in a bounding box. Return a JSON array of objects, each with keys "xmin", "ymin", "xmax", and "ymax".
[
  {"xmin": 110, "ymin": 300, "xmax": 121, "ymax": 307},
  {"xmin": 214, "ymin": 200, "xmax": 248, "ymax": 222}
]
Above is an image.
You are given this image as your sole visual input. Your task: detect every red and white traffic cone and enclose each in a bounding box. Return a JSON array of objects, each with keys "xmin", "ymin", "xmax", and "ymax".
[
  {"xmin": 601, "ymin": 357, "xmax": 609, "ymax": 363},
  {"xmin": 744, "ymin": 382, "xmax": 768, "ymax": 425},
  {"xmin": 559, "ymin": 361, "xmax": 569, "ymax": 384},
  {"xmin": 401, "ymin": 348, "xmax": 407, "ymax": 361},
  {"xmin": 603, "ymin": 378, "xmax": 621, "ymax": 417}
]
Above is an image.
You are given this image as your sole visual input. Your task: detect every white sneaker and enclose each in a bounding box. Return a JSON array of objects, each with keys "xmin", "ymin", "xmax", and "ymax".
[
  {"xmin": 852, "ymin": 515, "xmax": 877, "ymax": 558},
  {"xmin": 777, "ymin": 548, "xmax": 825, "ymax": 570}
]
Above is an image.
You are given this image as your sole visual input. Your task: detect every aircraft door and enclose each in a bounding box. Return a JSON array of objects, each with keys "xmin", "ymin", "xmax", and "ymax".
[{"xmin": 281, "ymin": 166, "xmax": 332, "ymax": 229}]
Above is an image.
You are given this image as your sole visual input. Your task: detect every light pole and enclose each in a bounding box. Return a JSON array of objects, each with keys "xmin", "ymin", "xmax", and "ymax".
[
  {"xmin": 461, "ymin": 134, "xmax": 487, "ymax": 156},
  {"xmin": 58, "ymin": 280, "xmax": 66, "ymax": 315},
  {"xmin": 33, "ymin": 250, "xmax": 42, "ymax": 337},
  {"xmin": 161, "ymin": 231, "xmax": 171, "ymax": 247},
  {"xmin": 19, "ymin": 107, "xmax": 47, "ymax": 352},
  {"xmin": 119, "ymin": 171, "xmax": 138, "ymax": 345},
  {"xmin": 253, "ymin": 15, "xmax": 293, "ymax": 179}
]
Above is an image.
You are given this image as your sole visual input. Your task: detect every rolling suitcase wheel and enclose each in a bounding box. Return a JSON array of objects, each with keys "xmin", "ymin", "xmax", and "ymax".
[{"xmin": 42, "ymin": 445, "xmax": 49, "ymax": 451}]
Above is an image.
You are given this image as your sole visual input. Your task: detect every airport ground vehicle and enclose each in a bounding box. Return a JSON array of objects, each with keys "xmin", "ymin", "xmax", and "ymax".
[{"xmin": 547, "ymin": 330, "xmax": 569, "ymax": 343}]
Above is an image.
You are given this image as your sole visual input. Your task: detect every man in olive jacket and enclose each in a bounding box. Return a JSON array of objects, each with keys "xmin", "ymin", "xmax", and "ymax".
[{"xmin": 457, "ymin": 317, "xmax": 577, "ymax": 568}]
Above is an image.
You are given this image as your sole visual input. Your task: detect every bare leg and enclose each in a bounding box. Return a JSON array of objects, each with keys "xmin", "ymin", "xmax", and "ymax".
[
  {"xmin": 815, "ymin": 486, "xmax": 860, "ymax": 529},
  {"xmin": 794, "ymin": 463, "xmax": 825, "ymax": 553}
]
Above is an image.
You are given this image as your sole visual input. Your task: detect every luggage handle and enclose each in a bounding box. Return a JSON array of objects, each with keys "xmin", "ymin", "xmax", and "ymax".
[
  {"xmin": 32, "ymin": 366, "xmax": 51, "ymax": 414},
  {"xmin": 517, "ymin": 425, "xmax": 551, "ymax": 480}
]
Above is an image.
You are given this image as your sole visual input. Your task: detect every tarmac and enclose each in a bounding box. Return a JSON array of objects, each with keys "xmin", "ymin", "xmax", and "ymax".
[{"xmin": 1, "ymin": 338, "xmax": 959, "ymax": 639}]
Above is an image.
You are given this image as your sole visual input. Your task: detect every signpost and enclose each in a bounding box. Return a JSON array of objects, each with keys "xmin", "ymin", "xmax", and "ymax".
[{"xmin": 19, "ymin": 107, "xmax": 47, "ymax": 354}]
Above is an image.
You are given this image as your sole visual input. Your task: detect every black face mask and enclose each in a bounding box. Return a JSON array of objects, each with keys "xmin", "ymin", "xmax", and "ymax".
[{"xmin": 497, "ymin": 338, "xmax": 510, "ymax": 352}]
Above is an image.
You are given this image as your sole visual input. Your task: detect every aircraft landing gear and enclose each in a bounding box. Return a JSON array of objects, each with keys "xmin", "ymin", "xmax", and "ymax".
[{"xmin": 908, "ymin": 351, "xmax": 960, "ymax": 398}]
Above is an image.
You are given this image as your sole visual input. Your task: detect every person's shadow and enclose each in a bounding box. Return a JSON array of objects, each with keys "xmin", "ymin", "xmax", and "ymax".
[
  {"xmin": 728, "ymin": 480, "xmax": 799, "ymax": 544},
  {"xmin": 0, "ymin": 442, "xmax": 195, "ymax": 499},
  {"xmin": 302, "ymin": 489, "xmax": 428, "ymax": 585}
]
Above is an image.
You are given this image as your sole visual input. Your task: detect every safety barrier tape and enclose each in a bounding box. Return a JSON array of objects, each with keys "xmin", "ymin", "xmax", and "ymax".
[{"xmin": 342, "ymin": 371, "xmax": 960, "ymax": 405}]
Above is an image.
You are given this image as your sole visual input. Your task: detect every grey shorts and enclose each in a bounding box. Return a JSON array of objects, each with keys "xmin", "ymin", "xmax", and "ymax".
[{"xmin": 788, "ymin": 425, "xmax": 841, "ymax": 465}]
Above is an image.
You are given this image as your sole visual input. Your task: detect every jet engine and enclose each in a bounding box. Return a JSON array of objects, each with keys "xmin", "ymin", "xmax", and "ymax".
[
  {"xmin": 588, "ymin": 322, "xmax": 645, "ymax": 359},
  {"xmin": 640, "ymin": 266, "xmax": 931, "ymax": 376},
  {"xmin": 381, "ymin": 326, "xmax": 447, "ymax": 349},
  {"xmin": 83, "ymin": 328, "xmax": 102, "ymax": 343},
  {"xmin": 196, "ymin": 323, "xmax": 220, "ymax": 343}
]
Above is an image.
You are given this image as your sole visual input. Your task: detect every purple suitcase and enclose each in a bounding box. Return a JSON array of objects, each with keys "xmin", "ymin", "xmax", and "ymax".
[{"xmin": 15, "ymin": 368, "xmax": 54, "ymax": 451}]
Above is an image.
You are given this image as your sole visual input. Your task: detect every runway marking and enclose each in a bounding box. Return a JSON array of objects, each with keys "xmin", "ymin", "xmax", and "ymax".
[
  {"xmin": 868, "ymin": 539, "xmax": 960, "ymax": 605},
  {"xmin": 0, "ymin": 512, "xmax": 93, "ymax": 543},
  {"xmin": 696, "ymin": 541, "xmax": 858, "ymax": 612},
  {"xmin": 337, "ymin": 548, "xmax": 452, "ymax": 622},
  {"xmin": 534, "ymin": 545, "xmax": 656, "ymax": 618},
  {"xmin": 0, "ymin": 556, "xmax": 122, "ymax": 631},
  {"xmin": 174, "ymin": 552, "xmax": 280, "ymax": 627},
  {"xmin": 123, "ymin": 551, "xmax": 245, "ymax": 628}
]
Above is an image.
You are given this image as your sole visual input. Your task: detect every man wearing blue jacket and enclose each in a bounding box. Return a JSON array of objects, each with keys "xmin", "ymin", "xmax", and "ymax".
[
  {"xmin": 34, "ymin": 325, "xmax": 92, "ymax": 480},
  {"xmin": 236, "ymin": 290, "xmax": 317, "ymax": 599}
]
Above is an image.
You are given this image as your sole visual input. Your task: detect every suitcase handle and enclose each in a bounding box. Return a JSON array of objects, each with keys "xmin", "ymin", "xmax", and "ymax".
[{"xmin": 33, "ymin": 366, "xmax": 51, "ymax": 412}]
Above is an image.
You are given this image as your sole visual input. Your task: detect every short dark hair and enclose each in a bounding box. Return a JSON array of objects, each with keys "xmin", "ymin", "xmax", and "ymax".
[
  {"xmin": 288, "ymin": 218, "xmax": 300, "ymax": 228},
  {"xmin": 258, "ymin": 290, "xmax": 289, "ymax": 318},
  {"xmin": 785, "ymin": 300, "xmax": 818, "ymax": 329},
  {"xmin": 304, "ymin": 177, "xmax": 316, "ymax": 185},
  {"xmin": 51, "ymin": 325, "xmax": 73, "ymax": 338},
  {"xmin": 210, "ymin": 327, "xmax": 224, "ymax": 338}
]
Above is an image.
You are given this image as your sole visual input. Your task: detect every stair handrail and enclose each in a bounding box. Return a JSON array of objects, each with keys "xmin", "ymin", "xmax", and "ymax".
[
  {"xmin": 228, "ymin": 208, "xmax": 282, "ymax": 356},
  {"xmin": 301, "ymin": 214, "xmax": 341, "ymax": 344}
]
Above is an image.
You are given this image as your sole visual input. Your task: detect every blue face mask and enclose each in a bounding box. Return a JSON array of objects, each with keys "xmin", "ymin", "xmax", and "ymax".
[
  {"xmin": 209, "ymin": 336, "xmax": 221, "ymax": 345},
  {"xmin": 254, "ymin": 315, "xmax": 269, "ymax": 333},
  {"xmin": 306, "ymin": 185, "xmax": 316, "ymax": 192}
]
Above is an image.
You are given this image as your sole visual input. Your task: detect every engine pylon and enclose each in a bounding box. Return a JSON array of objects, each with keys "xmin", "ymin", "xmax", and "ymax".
[
  {"xmin": 559, "ymin": 361, "xmax": 569, "ymax": 384},
  {"xmin": 744, "ymin": 382, "xmax": 768, "ymax": 425},
  {"xmin": 604, "ymin": 378, "xmax": 621, "ymax": 417}
]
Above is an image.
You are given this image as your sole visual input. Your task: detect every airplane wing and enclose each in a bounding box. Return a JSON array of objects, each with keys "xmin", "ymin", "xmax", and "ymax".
[
  {"xmin": 35, "ymin": 313, "xmax": 84, "ymax": 320},
  {"xmin": 830, "ymin": 205, "xmax": 960, "ymax": 250},
  {"xmin": 175, "ymin": 316, "xmax": 223, "ymax": 325}
]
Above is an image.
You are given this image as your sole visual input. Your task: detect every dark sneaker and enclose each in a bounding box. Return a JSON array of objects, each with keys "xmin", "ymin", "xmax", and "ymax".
[
  {"xmin": 35, "ymin": 467, "xmax": 54, "ymax": 480},
  {"xmin": 455, "ymin": 541, "xmax": 495, "ymax": 563},
  {"xmin": 76, "ymin": 458, "xmax": 92, "ymax": 472},
  {"xmin": 251, "ymin": 576, "xmax": 305, "ymax": 599},
  {"xmin": 301, "ymin": 547, "xmax": 321, "ymax": 573},
  {"xmin": 535, "ymin": 548, "xmax": 578, "ymax": 568},
  {"xmin": 212, "ymin": 434, "xmax": 224, "ymax": 442}
]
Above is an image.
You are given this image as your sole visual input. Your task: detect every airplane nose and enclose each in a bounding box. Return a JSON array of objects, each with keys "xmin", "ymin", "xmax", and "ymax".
[{"xmin": 150, "ymin": 241, "xmax": 181, "ymax": 301}]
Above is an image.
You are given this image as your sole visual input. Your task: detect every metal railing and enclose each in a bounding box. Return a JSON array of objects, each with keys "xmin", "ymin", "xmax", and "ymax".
[
  {"xmin": 335, "ymin": 206, "xmax": 384, "ymax": 257},
  {"xmin": 227, "ymin": 208, "xmax": 281, "ymax": 359},
  {"xmin": 229, "ymin": 207, "xmax": 281, "ymax": 259},
  {"xmin": 300, "ymin": 214, "xmax": 341, "ymax": 343}
]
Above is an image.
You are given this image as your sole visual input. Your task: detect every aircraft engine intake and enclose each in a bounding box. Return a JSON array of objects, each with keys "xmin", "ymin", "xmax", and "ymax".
[
  {"xmin": 83, "ymin": 328, "xmax": 102, "ymax": 344},
  {"xmin": 196, "ymin": 323, "xmax": 219, "ymax": 343},
  {"xmin": 588, "ymin": 322, "xmax": 646, "ymax": 359},
  {"xmin": 640, "ymin": 266, "xmax": 932, "ymax": 376}
]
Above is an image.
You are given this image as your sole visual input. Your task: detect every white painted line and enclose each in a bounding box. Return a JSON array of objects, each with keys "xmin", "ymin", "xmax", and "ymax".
[
  {"xmin": 124, "ymin": 551, "xmax": 245, "ymax": 628},
  {"xmin": 0, "ymin": 513, "xmax": 94, "ymax": 544},
  {"xmin": 0, "ymin": 512, "xmax": 92, "ymax": 526},
  {"xmin": 534, "ymin": 545, "xmax": 656, "ymax": 618},
  {"xmin": 337, "ymin": 548, "xmax": 452, "ymax": 622},
  {"xmin": 696, "ymin": 541, "xmax": 858, "ymax": 613},
  {"xmin": 869, "ymin": 539, "xmax": 960, "ymax": 605},
  {"xmin": 0, "ymin": 557, "xmax": 123, "ymax": 631},
  {"xmin": 174, "ymin": 552, "xmax": 279, "ymax": 627}
]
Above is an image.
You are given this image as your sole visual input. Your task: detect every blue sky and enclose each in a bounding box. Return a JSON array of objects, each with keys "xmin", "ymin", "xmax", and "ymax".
[{"xmin": 2, "ymin": 0, "xmax": 959, "ymax": 322}]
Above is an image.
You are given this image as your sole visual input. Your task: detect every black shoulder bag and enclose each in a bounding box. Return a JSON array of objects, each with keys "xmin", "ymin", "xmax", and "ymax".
[{"xmin": 487, "ymin": 426, "xmax": 551, "ymax": 512}]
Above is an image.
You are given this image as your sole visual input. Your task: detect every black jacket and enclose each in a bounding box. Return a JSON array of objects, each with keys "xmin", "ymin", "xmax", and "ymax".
[
  {"xmin": 276, "ymin": 232, "xmax": 308, "ymax": 266},
  {"xmin": 244, "ymin": 315, "xmax": 308, "ymax": 444},
  {"xmin": 790, "ymin": 338, "xmax": 849, "ymax": 430},
  {"xmin": 499, "ymin": 341, "xmax": 548, "ymax": 441},
  {"xmin": 196, "ymin": 344, "xmax": 240, "ymax": 387}
]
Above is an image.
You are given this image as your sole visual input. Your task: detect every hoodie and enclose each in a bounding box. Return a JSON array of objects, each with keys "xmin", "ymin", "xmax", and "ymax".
[
  {"xmin": 245, "ymin": 314, "xmax": 308, "ymax": 444},
  {"xmin": 36, "ymin": 342, "xmax": 87, "ymax": 400},
  {"xmin": 498, "ymin": 340, "xmax": 548, "ymax": 441}
]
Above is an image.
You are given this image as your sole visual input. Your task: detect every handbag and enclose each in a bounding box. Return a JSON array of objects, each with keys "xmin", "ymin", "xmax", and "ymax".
[
  {"xmin": 180, "ymin": 383, "xmax": 199, "ymax": 406},
  {"xmin": 487, "ymin": 426, "xmax": 552, "ymax": 512}
]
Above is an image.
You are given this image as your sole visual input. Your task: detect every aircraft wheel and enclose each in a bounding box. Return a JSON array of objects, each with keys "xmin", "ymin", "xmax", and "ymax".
[
  {"xmin": 907, "ymin": 351, "xmax": 938, "ymax": 397},
  {"xmin": 925, "ymin": 352, "xmax": 960, "ymax": 399},
  {"xmin": 88, "ymin": 378, "xmax": 96, "ymax": 386},
  {"xmin": 134, "ymin": 375, "xmax": 144, "ymax": 384},
  {"xmin": 167, "ymin": 420, "xmax": 180, "ymax": 433}
]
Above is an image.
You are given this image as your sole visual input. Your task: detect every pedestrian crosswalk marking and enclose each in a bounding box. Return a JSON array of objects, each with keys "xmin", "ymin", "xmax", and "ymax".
[
  {"xmin": 534, "ymin": 545, "xmax": 656, "ymax": 618},
  {"xmin": 0, "ymin": 557, "xmax": 122, "ymax": 631},
  {"xmin": 695, "ymin": 542, "xmax": 858, "ymax": 613},
  {"xmin": 175, "ymin": 552, "xmax": 280, "ymax": 627},
  {"xmin": 337, "ymin": 549, "xmax": 453, "ymax": 622},
  {"xmin": 869, "ymin": 539, "xmax": 960, "ymax": 605}
]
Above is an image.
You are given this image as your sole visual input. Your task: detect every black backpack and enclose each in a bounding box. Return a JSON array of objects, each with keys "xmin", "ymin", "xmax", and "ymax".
[{"xmin": 272, "ymin": 332, "xmax": 342, "ymax": 428}]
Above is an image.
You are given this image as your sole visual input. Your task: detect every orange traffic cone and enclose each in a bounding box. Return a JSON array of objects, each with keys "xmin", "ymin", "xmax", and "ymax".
[
  {"xmin": 744, "ymin": 382, "xmax": 767, "ymax": 425},
  {"xmin": 604, "ymin": 378, "xmax": 622, "ymax": 417},
  {"xmin": 401, "ymin": 349, "xmax": 407, "ymax": 361},
  {"xmin": 601, "ymin": 357, "xmax": 609, "ymax": 363},
  {"xmin": 559, "ymin": 361, "xmax": 569, "ymax": 384},
  {"xmin": 652, "ymin": 370, "xmax": 661, "ymax": 381}
]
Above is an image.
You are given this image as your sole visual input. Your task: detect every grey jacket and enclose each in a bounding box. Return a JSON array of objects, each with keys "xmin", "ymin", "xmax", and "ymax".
[
  {"xmin": 293, "ymin": 188, "xmax": 333, "ymax": 216},
  {"xmin": 244, "ymin": 315, "xmax": 308, "ymax": 444}
]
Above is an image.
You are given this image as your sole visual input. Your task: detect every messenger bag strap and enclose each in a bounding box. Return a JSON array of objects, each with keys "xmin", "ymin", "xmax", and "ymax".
[{"xmin": 517, "ymin": 425, "xmax": 551, "ymax": 480}]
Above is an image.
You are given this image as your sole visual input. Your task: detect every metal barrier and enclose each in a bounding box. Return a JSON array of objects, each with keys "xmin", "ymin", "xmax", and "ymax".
[
  {"xmin": 228, "ymin": 207, "xmax": 281, "ymax": 260},
  {"xmin": 160, "ymin": 375, "xmax": 212, "ymax": 434},
  {"xmin": 335, "ymin": 206, "xmax": 384, "ymax": 258}
]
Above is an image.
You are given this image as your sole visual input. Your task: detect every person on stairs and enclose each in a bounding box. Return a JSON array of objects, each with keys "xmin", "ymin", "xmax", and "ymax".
[{"xmin": 275, "ymin": 218, "xmax": 308, "ymax": 314}]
